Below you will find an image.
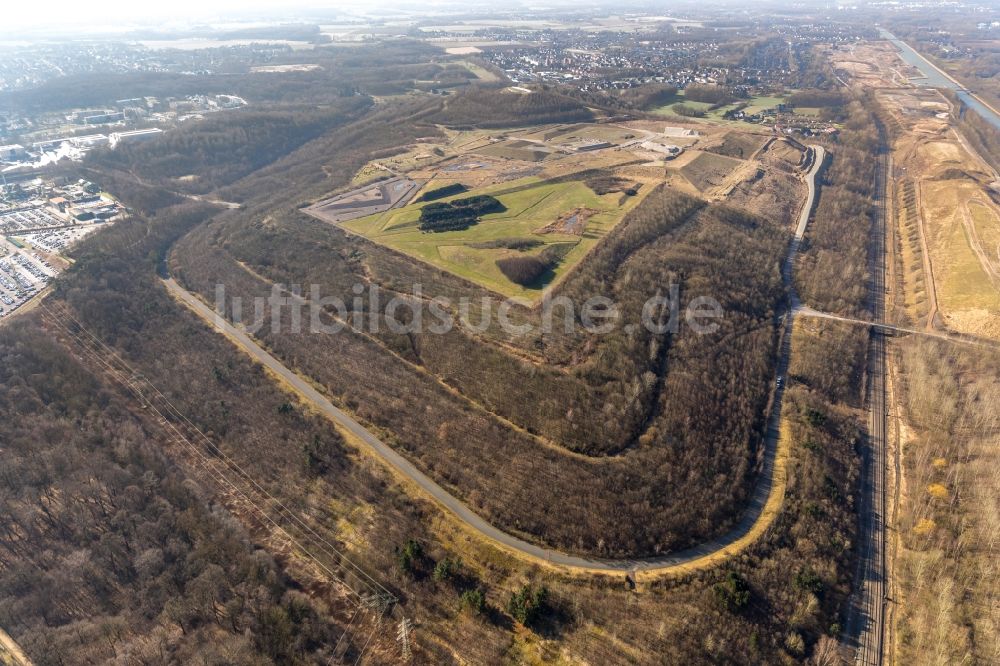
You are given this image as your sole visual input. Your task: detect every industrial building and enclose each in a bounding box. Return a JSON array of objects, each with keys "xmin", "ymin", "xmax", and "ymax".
[
  {"xmin": 73, "ymin": 109, "xmax": 113, "ymax": 122},
  {"xmin": 640, "ymin": 140, "xmax": 683, "ymax": 158},
  {"xmin": 31, "ymin": 134, "xmax": 109, "ymax": 152},
  {"xmin": 571, "ymin": 140, "xmax": 614, "ymax": 152},
  {"xmin": 84, "ymin": 111, "xmax": 126, "ymax": 125},
  {"xmin": 0, "ymin": 144, "xmax": 26, "ymax": 161},
  {"xmin": 109, "ymin": 128, "xmax": 164, "ymax": 147}
]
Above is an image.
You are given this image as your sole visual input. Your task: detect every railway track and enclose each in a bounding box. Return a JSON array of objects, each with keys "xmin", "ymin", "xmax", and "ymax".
[
  {"xmin": 22, "ymin": 144, "xmax": 829, "ymax": 660},
  {"xmin": 845, "ymin": 134, "xmax": 890, "ymax": 666}
]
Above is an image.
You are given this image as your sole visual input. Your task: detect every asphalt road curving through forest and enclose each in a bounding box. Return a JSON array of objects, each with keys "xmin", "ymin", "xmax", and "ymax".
[{"xmin": 162, "ymin": 145, "xmax": 826, "ymax": 575}]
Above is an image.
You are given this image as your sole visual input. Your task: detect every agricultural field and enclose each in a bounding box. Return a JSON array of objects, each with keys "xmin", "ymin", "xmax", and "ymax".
[{"xmin": 341, "ymin": 175, "xmax": 650, "ymax": 299}]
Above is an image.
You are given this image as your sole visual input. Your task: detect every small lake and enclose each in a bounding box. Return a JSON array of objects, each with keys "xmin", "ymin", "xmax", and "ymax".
[{"xmin": 880, "ymin": 29, "xmax": 1000, "ymax": 131}]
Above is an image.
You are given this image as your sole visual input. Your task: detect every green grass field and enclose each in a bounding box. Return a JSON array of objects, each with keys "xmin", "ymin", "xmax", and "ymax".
[
  {"xmin": 794, "ymin": 107, "xmax": 822, "ymax": 117},
  {"xmin": 342, "ymin": 176, "xmax": 648, "ymax": 299},
  {"xmin": 458, "ymin": 60, "xmax": 501, "ymax": 83},
  {"xmin": 653, "ymin": 97, "xmax": 714, "ymax": 116},
  {"xmin": 741, "ymin": 95, "xmax": 787, "ymax": 115},
  {"xmin": 653, "ymin": 93, "xmax": 795, "ymax": 127}
]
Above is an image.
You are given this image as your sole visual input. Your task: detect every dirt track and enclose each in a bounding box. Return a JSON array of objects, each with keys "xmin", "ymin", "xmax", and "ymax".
[{"xmin": 0, "ymin": 627, "xmax": 31, "ymax": 666}]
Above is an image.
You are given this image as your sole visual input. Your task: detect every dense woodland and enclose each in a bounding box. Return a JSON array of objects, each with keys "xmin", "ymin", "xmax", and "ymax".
[
  {"xmin": 417, "ymin": 183, "xmax": 468, "ymax": 202},
  {"xmin": 894, "ymin": 338, "xmax": 1000, "ymax": 664},
  {"xmin": 612, "ymin": 83, "xmax": 679, "ymax": 110},
  {"xmin": 0, "ymin": 279, "xmax": 868, "ymax": 666},
  {"xmin": 0, "ymin": 41, "xmax": 457, "ymax": 113},
  {"xmin": 89, "ymin": 102, "xmax": 372, "ymax": 195},
  {"xmin": 173, "ymin": 190, "xmax": 784, "ymax": 556},
  {"xmin": 430, "ymin": 87, "xmax": 593, "ymax": 128},
  {"xmin": 42, "ymin": 199, "xmax": 868, "ymax": 664},
  {"xmin": 683, "ymin": 84, "xmax": 737, "ymax": 105},
  {"xmin": 2, "ymin": 125, "xmax": 866, "ymax": 661},
  {"xmin": 418, "ymin": 195, "xmax": 506, "ymax": 232},
  {"xmin": 0, "ymin": 317, "xmax": 347, "ymax": 664},
  {"xmin": 0, "ymin": 39, "xmax": 882, "ymax": 662},
  {"xmin": 795, "ymin": 97, "xmax": 880, "ymax": 317},
  {"xmin": 169, "ymin": 98, "xmax": 797, "ymax": 558}
]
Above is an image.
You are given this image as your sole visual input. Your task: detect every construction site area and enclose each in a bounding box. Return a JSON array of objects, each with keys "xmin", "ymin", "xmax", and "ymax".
[{"xmin": 829, "ymin": 42, "xmax": 1000, "ymax": 340}]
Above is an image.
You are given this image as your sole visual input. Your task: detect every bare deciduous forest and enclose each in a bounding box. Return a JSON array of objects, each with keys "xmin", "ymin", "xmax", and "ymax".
[
  {"xmin": 0, "ymin": 38, "xmax": 883, "ymax": 663},
  {"xmin": 0, "ymin": 319, "xmax": 348, "ymax": 664},
  {"xmin": 893, "ymin": 338, "xmax": 1000, "ymax": 664},
  {"xmin": 794, "ymin": 99, "xmax": 880, "ymax": 317},
  {"xmin": 172, "ymin": 173, "xmax": 791, "ymax": 556}
]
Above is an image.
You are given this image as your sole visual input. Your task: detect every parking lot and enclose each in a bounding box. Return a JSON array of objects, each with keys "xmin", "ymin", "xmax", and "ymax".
[
  {"xmin": 0, "ymin": 206, "xmax": 67, "ymax": 234},
  {"xmin": 0, "ymin": 245, "xmax": 57, "ymax": 319},
  {"xmin": 20, "ymin": 225, "xmax": 102, "ymax": 253}
]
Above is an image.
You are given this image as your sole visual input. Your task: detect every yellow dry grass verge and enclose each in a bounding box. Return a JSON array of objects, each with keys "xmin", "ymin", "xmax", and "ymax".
[
  {"xmin": 920, "ymin": 179, "xmax": 1000, "ymax": 338},
  {"xmin": 165, "ymin": 278, "xmax": 792, "ymax": 580},
  {"xmin": 895, "ymin": 179, "xmax": 930, "ymax": 324},
  {"xmin": 506, "ymin": 625, "xmax": 589, "ymax": 666},
  {"xmin": 0, "ymin": 628, "xmax": 31, "ymax": 666},
  {"xmin": 457, "ymin": 60, "xmax": 500, "ymax": 83},
  {"xmin": 912, "ymin": 518, "xmax": 936, "ymax": 536},
  {"xmin": 926, "ymin": 483, "xmax": 949, "ymax": 501}
]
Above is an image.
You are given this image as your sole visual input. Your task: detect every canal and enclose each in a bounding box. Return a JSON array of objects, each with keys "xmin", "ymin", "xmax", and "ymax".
[{"xmin": 879, "ymin": 28, "xmax": 1000, "ymax": 131}]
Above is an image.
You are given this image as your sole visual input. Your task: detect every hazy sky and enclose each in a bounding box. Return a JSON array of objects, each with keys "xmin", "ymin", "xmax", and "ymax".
[
  {"xmin": 2, "ymin": 0, "xmax": 372, "ymax": 32},
  {"xmin": 0, "ymin": 0, "xmax": 559, "ymax": 32},
  {"xmin": 0, "ymin": 0, "xmax": 761, "ymax": 34}
]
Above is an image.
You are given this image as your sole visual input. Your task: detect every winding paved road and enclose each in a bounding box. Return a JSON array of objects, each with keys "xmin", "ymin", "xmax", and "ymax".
[{"xmin": 162, "ymin": 146, "xmax": 825, "ymax": 574}]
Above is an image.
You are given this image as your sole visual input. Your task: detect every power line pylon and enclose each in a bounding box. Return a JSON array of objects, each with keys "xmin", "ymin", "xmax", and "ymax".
[{"xmin": 396, "ymin": 617, "xmax": 413, "ymax": 661}]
